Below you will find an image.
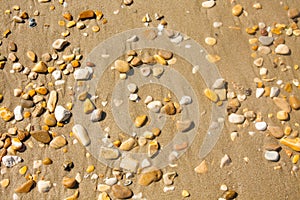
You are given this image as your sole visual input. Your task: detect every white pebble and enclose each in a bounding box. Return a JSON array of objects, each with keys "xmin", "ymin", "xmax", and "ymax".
[
  {"xmin": 256, "ymin": 88, "xmax": 265, "ymax": 98},
  {"xmin": 255, "ymin": 121, "xmax": 267, "ymax": 131},
  {"xmin": 127, "ymin": 83, "xmax": 137, "ymax": 93},
  {"xmin": 52, "ymin": 70, "xmax": 62, "ymax": 80},
  {"xmin": 13, "ymin": 105, "xmax": 23, "ymax": 121},
  {"xmin": 179, "ymin": 96, "xmax": 192, "ymax": 105}
]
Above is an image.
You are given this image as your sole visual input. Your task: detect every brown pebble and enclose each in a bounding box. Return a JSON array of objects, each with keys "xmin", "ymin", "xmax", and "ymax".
[
  {"xmin": 161, "ymin": 102, "xmax": 176, "ymax": 115},
  {"xmin": 0, "ymin": 149, "xmax": 7, "ymax": 161},
  {"xmin": 42, "ymin": 157, "xmax": 53, "ymax": 165},
  {"xmin": 276, "ymin": 111, "xmax": 289, "ymax": 121},
  {"xmin": 289, "ymin": 95, "xmax": 300, "ymax": 110},
  {"xmin": 288, "ymin": 8, "xmax": 300, "ymax": 19},
  {"xmin": 4, "ymin": 137, "xmax": 11, "ymax": 148},
  {"xmin": 44, "ymin": 113, "xmax": 57, "ymax": 127},
  {"xmin": 30, "ymin": 130, "xmax": 51, "ymax": 144},
  {"xmin": 26, "ymin": 51, "xmax": 37, "ymax": 62},
  {"xmin": 232, "ymin": 4, "xmax": 243, "ymax": 16},
  {"xmin": 158, "ymin": 50, "xmax": 173, "ymax": 60},
  {"xmin": 17, "ymin": 130, "xmax": 30, "ymax": 141},
  {"xmin": 15, "ymin": 180, "xmax": 35, "ymax": 193},
  {"xmin": 223, "ymin": 190, "xmax": 238, "ymax": 200},
  {"xmin": 20, "ymin": 11, "xmax": 29, "ymax": 19},
  {"xmin": 79, "ymin": 10, "xmax": 95, "ymax": 20},
  {"xmin": 62, "ymin": 177, "xmax": 77, "ymax": 189},
  {"xmin": 267, "ymin": 126, "xmax": 284, "ymax": 139},
  {"xmin": 8, "ymin": 52, "xmax": 18, "ymax": 62},
  {"xmin": 63, "ymin": 12, "xmax": 73, "ymax": 21},
  {"xmin": 152, "ymin": 127, "xmax": 161, "ymax": 137},
  {"xmin": 264, "ymin": 143, "xmax": 281, "ymax": 151},
  {"xmin": 194, "ymin": 160, "xmax": 208, "ymax": 174},
  {"xmin": 9, "ymin": 42, "xmax": 17, "ymax": 52},
  {"xmin": 111, "ymin": 184, "xmax": 133, "ymax": 199},
  {"xmin": 134, "ymin": 115, "xmax": 147, "ymax": 127},
  {"xmin": 42, "ymin": 53, "xmax": 52, "ymax": 62},
  {"xmin": 273, "ymin": 37, "xmax": 285, "ymax": 47},
  {"xmin": 86, "ymin": 62, "xmax": 95, "ymax": 67},
  {"xmin": 138, "ymin": 168, "xmax": 162, "ymax": 186},
  {"xmin": 130, "ymin": 57, "xmax": 142, "ymax": 66}
]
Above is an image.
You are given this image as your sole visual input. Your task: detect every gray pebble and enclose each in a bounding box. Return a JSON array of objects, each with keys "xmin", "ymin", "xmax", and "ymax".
[
  {"xmin": 258, "ymin": 36, "xmax": 274, "ymax": 46},
  {"xmin": 264, "ymin": 150, "xmax": 279, "ymax": 162}
]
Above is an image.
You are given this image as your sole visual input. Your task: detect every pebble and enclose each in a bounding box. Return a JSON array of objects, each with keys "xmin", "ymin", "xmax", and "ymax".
[
  {"xmin": 123, "ymin": 0, "xmax": 133, "ymax": 6},
  {"xmin": 79, "ymin": 10, "xmax": 95, "ymax": 20},
  {"xmin": 179, "ymin": 96, "xmax": 192, "ymax": 105},
  {"xmin": 255, "ymin": 121, "xmax": 267, "ymax": 131},
  {"xmin": 54, "ymin": 105, "xmax": 71, "ymax": 122},
  {"xmin": 228, "ymin": 113, "xmax": 245, "ymax": 124},
  {"xmin": 163, "ymin": 186, "xmax": 175, "ymax": 192},
  {"xmin": 215, "ymin": 89, "xmax": 227, "ymax": 101},
  {"xmin": 47, "ymin": 90, "xmax": 57, "ymax": 112},
  {"xmin": 161, "ymin": 102, "xmax": 176, "ymax": 115},
  {"xmin": 258, "ymin": 36, "xmax": 273, "ymax": 46},
  {"xmin": 144, "ymin": 96, "xmax": 153, "ymax": 104},
  {"xmin": 127, "ymin": 83, "xmax": 137, "ymax": 93},
  {"xmin": 148, "ymin": 140, "xmax": 159, "ymax": 157},
  {"xmin": 26, "ymin": 51, "xmax": 36, "ymax": 62},
  {"xmin": 273, "ymin": 97, "xmax": 291, "ymax": 112},
  {"xmin": 147, "ymin": 101, "xmax": 162, "ymax": 113},
  {"xmin": 176, "ymin": 120, "xmax": 192, "ymax": 132},
  {"xmin": 182, "ymin": 190, "xmax": 190, "ymax": 197},
  {"xmin": 194, "ymin": 160, "xmax": 208, "ymax": 174},
  {"xmin": 42, "ymin": 53, "xmax": 52, "ymax": 62},
  {"xmin": 111, "ymin": 185, "xmax": 133, "ymax": 199},
  {"xmin": 74, "ymin": 68, "xmax": 91, "ymax": 80},
  {"xmin": 90, "ymin": 109, "xmax": 103, "ymax": 122},
  {"xmin": 202, "ymin": 0, "xmax": 216, "ymax": 8},
  {"xmin": 2, "ymin": 155, "xmax": 22, "ymax": 167},
  {"xmin": 13, "ymin": 16, "xmax": 24, "ymax": 23},
  {"xmin": 205, "ymin": 37, "xmax": 217, "ymax": 46},
  {"xmin": 222, "ymin": 190, "xmax": 238, "ymax": 200},
  {"xmin": 163, "ymin": 172, "xmax": 177, "ymax": 186},
  {"xmin": 220, "ymin": 154, "xmax": 231, "ymax": 168},
  {"xmin": 212, "ymin": 78, "xmax": 225, "ymax": 89},
  {"xmin": 258, "ymin": 46, "xmax": 271, "ymax": 54},
  {"xmin": 158, "ymin": 50, "xmax": 173, "ymax": 60},
  {"xmin": 30, "ymin": 130, "xmax": 51, "ymax": 143},
  {"xmin": 140, "ymin": 66, "xmax": 151, "ymax": 77},
  {"xmin": 52, "ymin": 39, "xmax": 69, "ymax": 50},
  {"xmin": 42, "ymin": 157, "xmax": 53, "ymax": 165},
  {"xmin": 0, "ymin": 179, "xmax": 9, "ymax": 188},
  {"xmin": 44, "ymin": 113, "xmax": 57, "ymax": 126},
  {"xmin": 130, "ymin": 57, "xmax": 142, "ymax": 66},
  {"xmin": 288, "ymin": 8, "xmax": 300, "ymax": 19},
  {"xmin": 230, "ymin": 132, "xmax": 238, "ymax": 141},
  {"xmin": 138, "ymin": 168, "xmax": 162, "ymax": 186},
  {"xmin": 72, "ymin": 124, "xmax": 91, "ymax": 146},
  {"xmin": 20, "ymin": 99, "xmax": 34, "ymax": 108},
  {"xmin": 100, "ymin": 147, "xmax": 120, "ymax": 160},
  {"xmin": 204, "ymin": 88, "xmax": 218, "ymax": 102},
  {"xmin": 83, "ymin": 98, "xmax": 95, "ymax": 114},
  {"xmin": 52, "ymin": 70, "xmax": 62, "ymax": 80},
  {"xmin": 256, "ymin": 88, "xmax": 264, "ymax": 98},
  {"xmin": 213, "ymin": 21, "xmax": 223, "ymax": 28},
  {"xmin": 152, "ymin": 66, "xmax": 164, "ymax": 77},
  {"xmin": 12, "ymin": 63, "xmax": 23, "ymax": 72},
  {"xmin": 129, "ymin": 93, "xmax": 139, "ymax": 101},
  {"xmin": 14, "ymin": 106, "xmax": 23, "ymax": 121},
  {"xmin": 8, "ymin": 52, "xmax": 17, "ymax": 62},
  {"xmin": 119, "ymin": 138, "xmax": 136, "ymax": 151},
  {"xmin": 114, "ymin": 60, "xmax": 130, "ymax": 73},
  {"xmin": 9, "ymin": 42, "xmax": 17, "ymax": 52},
  {"xmin": 270, "ymin": 87, "xmax": 280, "ymax": 98},
  {"xmin": 267, "ymin": 126, "xmax": 284, "ymax": 139},
  {"xmin": 275, "ymin": 44, "xmax": 290, "ymax": 55},
  {"xmin": 232, "ymin": 4, "xmax": 243, "ymax": 16},
  {"xmin": 62, "ymin": 177, "xmax": 77, "ymax": 189},
  {"xmin": 37, "ymin": 180, "xmax": 51, "ymax": 193},
  {"xmin": 253, "ymin": 57, "xmax": 264, "ymax": 67},
  {"xmin": 135, "ymin": 115, "xmax": 147, "ymax": 127},
  {"xmin": 50, "ymin": 135, "xmax": 67, "ymax": 149},
  {"xmin": 277, "ymin": 111, "xmax": 289, "ymax": 121},
  {"xmin": 264, "ymin": 151, "xmax": 279, "ymax": 162},
  {"xmin": 32, "ymin": 61, "xmax": 48, "ymax": 73},
  {"xmin": 15, "ymin": 180, "xmax": 34, "ymax": 193},
  {"xmin": 280, "ymin": 137, "xmax": 300, "ymax": 151},
  {"xmin": 289, "ymin": 95, "xmax": 300, "ymax": 110}
]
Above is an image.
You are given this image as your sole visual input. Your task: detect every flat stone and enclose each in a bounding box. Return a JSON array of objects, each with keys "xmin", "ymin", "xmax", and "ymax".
[
  {"xmin": 258, "ymin": 36, "xmax": 274, "ymax": 46},
  {"xmin": 179, "ymin": 96, "xmax": 192, "ymax": 105},
  {"xmin": 119, "ymin": 138, "xmax": 136, "ymax": 151},
  {"xmin": 258, "ymin": 46, "xmax": 271, "ymax": 54},
  {"xmin": 100, "ymin": 147, "xmax": 120, "ymax": 160},
  {"xmin": 52, "ymin": 70, "xmax": 62, "ymax": 80},
  {"xmin": 72, "ymin": 124, "xmax": 91, "ymax": 146},
  {"xmin": 1, "ymin": 155, "xmax": 22, "ymax": 167},
  {"xmin": 135, "ymin": 115, "xmax": 147, "ymax": 127},
  {"xmin": 47, "ymin": 90, "xmax": 57, "ymax": 112},
  {"xmin": 277, "ymin": 111, "xmax": 289, "ymax": 121},
  {"xmin": 220, "ymin": 154, "xmax": 231, "ymax": 168},
  {"xmin": 42, "ymin": 53, "xmax": 52, "ymax": 62},
  {"xmin": 176, "ymin": 120, "xmax": 192, "ymax": 132},
  {"xmin": 20, "ymin": 99, "xmax": 34, "ymax": 108},
  {"xmin": 267, "ymin": 126, "xmax": 284, "ymax": 139},
  {"xmin": 37, "ymin": 180, "xmax": 51, "ymax": 193},
  {"xmin": 74, "ymin": 68, "xmax": 91, "ymax": 80},
  {"xmin": 204, "ymin": 37, "xmax": 217, "ymax": 46},
  {"xmin": 52, "ymin": 39, "xmax": 69, "ymax": 51},
  {"xmin": 158, "ymin": 50, "xmax": 173, "ymax": 60},
  {"xmin": 26, "ymin": 51, "xmax": 37, "ymax": 62},
  {"xmin": 228, "ymin": 113, "xmax": 245, "ymax": 124},
  {"xmin": 153, "ymin": 66, "xmax": 164, "ymax": 77},
  {"xmin": 30, "ymin": 130, "xmax": 51, "ymax": 144},
  {"xmin": 0, "ymin": 179, "xmax": 9, "ymax": 188},
  {"xmin": 8, "ymin": 52, "xmax": 17, "ymax": 62},
  {"xmin": 114, "ymin": 60, "xmax": 130, "ymax": 73},
  {"xmin": 253, "ymin": 57, "xmax": 264, "ymax": 67},
  {"xmin": 255, "ymin": 121, "xmax": 267, "ymax": 131},
  {"xmin": 264, "ymin": 143, "xmax": 281, "ymax": 151},
  {"xmin": 161, "ymin": 102, "xmax": 176, "ymax": 115},
  {"xmin": 62, "ymin": 177, "xmax": 77, "ymax": 189},
  {"xmin": 212, "ymin": 78, "xmax": 225, "ymax": 89},
  {"xmin": 112, "ymin": 185, "xmax": 133, "ymax": 199},
  {"xmin": 129, "ymin": 93, "xmax": 138, "ymax": 101},
  {"xmin": 127, "ymin": 83, "xmax": 137, "ymax": 93},
  {"xmin": 264, "ymin": 150, "xmax": 279, "ymax": 162},
  {"xmin": 232, "ymin": 4, "xmax": 243, "ymax": 16},
  {"xmin": 202, "ymin": 0, "xmax": 216, "ymax": 8},
  {"xmin": 289, "ymin": 95, "xmax": 300, "ymax": 110},
  {"xmin": 12, "ymin": 63, "xmax": 23, "ymax": 72},
  {"xmin": 194, "ymin": 160, "xmax": 208, "ymax": 174},
  {"xmin": 288, "ymin": 8, "xmax": 300, "ymax": 19},
  {"xmin": 140, "ymin": 66, "xmax": 151, "ymax": 77},
  {"xmin": 54, "ymin": 105, "xmax": 71, "ymax": 122},
  {"xmin": 50, "ymin": 135, "xmax": 67, "ymax": 149},
  {"xmin": 15, "ymin": 180, "xmax": 34, "ymax": 193},
  {"xmin": 79, "ymin": 10, "xmax": 95, "ymax": 20},
  {"xmin": 44, "ymin": 113, "xmax": 57, "ymax": 126},
  {"xmin": 270, "ymin": 87, "xmax": 280, "ymax": 98},
  {"xmin": 32, "ymin": 61, "xmax": 47, "ymax": 73},
  {"xmin": 214, "ymin": 89, "xmax": 227, "ymax": 101},
  {"xmin": 275, "ymin": 44, "xmax": 290, "ymax": 55},
  {"xmin": 130, "ymin": 57, "xmax": 142, "ymax": 66},
  {"xmin": 90, "ymin": 109, "xmax": 103, "ymax": 122},
  {"xmin": 83, "ymin": 98, "xmax": 95, "ymax": 114},
  {"xmin": 138, "ymin": 168, "xmax": 162, "ymax": 186},
  {"xmin": 256, "ymin": 88, "xmax": 264, "ymax": 98},
  {"xmin": 104, "ymin": 177, "xmax": 117, "ymax": 186}
]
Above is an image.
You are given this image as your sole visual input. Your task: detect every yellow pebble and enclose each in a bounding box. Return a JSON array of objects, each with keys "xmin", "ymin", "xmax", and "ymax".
[
  {"xmin": 59, "ymin": 0, "xmax": 64, "ymax": 4},
  {"xmin": 61, "ymin": 30, "xmax": 70, "ymax": 37},
  {"xmin": 204, "ymin": 88, "xmax": 218, "ymax": 102},
  {"xmin": 86, "ymin": 165, "xmax": 95, "ymax": 173},
  {"xmin": 5, "ymin": 10, "xmax": 11, "ymax": 14},
  {"xmin": 71, "ymin": 60, "xmax": 80, "ymax": 68},
  {"xmin": 63, "ymin": 148, "xmax": 68, "ymax": 153},
  {"xmin": 13, "ymin": 5, "xmax": 20, "ymax": 11},
  {"xmin": 271, "ymin": 28, "xmax": 282, "ymax": 35},
  {"xmin": 66, "ymin": 102, "xmax": 73, "ymax": 110},
  {"xmin": 0, "ymin": 94, "xmax": 3, "ymax": 102},
  {"xmin": 182, "ymin": 190, "xmax": 190, "ymax": 197},
  {"xmin": 284, "ymin": 83, "xmax": 292, "ymax": 93},
  {"xmin": 75, "ymin": 55, "xmax": 82, "ymax": 60},
  {"xmin": 41, "ymin": 101, "xmax": 47, "ymax": 108},
  {"xmin": 42, "ymin": 125, "xmax": 50, "ymax": 131},
  {"xmin": 92, "ymin": 25, "xmax": 100, "ymax": 32},
  {"xmin": 48, "ymin": 67, "xmax": 56, "ymax": 73},
  {"xmin": 69, "ymin": 131, "xmax": 74, "ymax": 137},
  {"xmin": 59, "ymin": 64, "xmax": 67, "ymax": 70},
  {"xmin": 294, "ymin": 65, "xmax": 299, "ymax": 70},
  {"xmin": 153, "ymin": 55, "xmax": 167, "ymax": 65},
  {"xmin": 23, "ymin": 111, "xmax": 31, "ymax": 118},
  {"xmin": 19, "ymin": 166, "xmax": 28, "ymax": 175},
  {"xmin": 57, "ymin": 122, "xmax": 64, "ymax": 127},
  {"xmin": 58, "ymin": 20, "xmax": 66, "ymax": 26},
  {"xmin": 95, "ymin": 11, "xmax": 103, "ymax": 20},
  {"xmin": 245, "ymin": 27, "xmax": 256, "ymax": 35},
  {"xmin": 49, "ymin": 5, "xmax": 55, "ymax": 10},
  {"xmin": 66, "ymin": 21, "xmax": 76, "ymax": 28},
  {"xmin": 0, "ymin": 179, "xmax": 10, "ymax": 188},
  {"xmin": 267, "ymin": 113, "xmax": 273, "ymax": 118},
  {"xmin": 102, "ymin": 18, "xmax": 108, "ymax": 24},
  {"xmin": 216, "ymin": 101, "xmax": 223, "ymax": 106},
  {"xmin": 28, "ymin": 89, "xmax": 36, "ymax": 97},
  {"xmin": 35, "ymin": 87, "xmax": 48, "ymax": 95},
  {"xmin": 113, "ymin": 140, "xmax": 121, "ymax": 147},
  {"xmin": 292, "ymin": 155, "xmax": 299, "ymax": 164},
  {"xmin": 3, "ymin": 29, "xmax": 11, "ymax": 38}
]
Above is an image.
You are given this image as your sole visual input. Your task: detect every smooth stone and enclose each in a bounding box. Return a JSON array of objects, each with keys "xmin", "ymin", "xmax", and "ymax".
[
  {"xmin": 0, "ymin": 179, "xmax": 9, "ymax": 188},
  {"xmin": 176, "ymin": 120, "xmax": 192, "ymax": 132},
  {"xmin": 14, "ymin": 88, "xmax": 22, "ymax": 97},
  {"xmin": 100, "ymin": 147, "xmax": 120, "ymax": 160},
  {"xmin": 275, "ymin": 44, "xmax": 290, "ymax": 55},
  {"xmin": 50, "ymin": 135, "xmax": 67, "ymax": 149},
  {"xmin": 72, "ymin": 124, "xmax": 91, "ymax": 146},
  {"xmin": 42, "ymin": 157, "xmax": 53, "ymax": 165},
  {"xmin": 144, "ymin": 131, "xmax": 154, "ymax": 139},
  {"xmin": 264, "ymin": 143, "xmax": 281, "ymax": 151},
  {"xmin": 147, "ymin": 101, "xmax": 162, "ymax": 113},
  {"xmin": 90, "ymin": 109, "xmax": 103, "ymax": 122},
  {"xmin": 79, "ymin": 10, "xmax": 95, "ymax": 20},
  {"xmin": 258, "ymin": 46, "xmax": 271, "ymax": 54},
  {"xmin": 163, "ymin": 172, "xmax": 177, "ymax": 186},
  {"xmin": 14, "ymin": 105, "xmax": 23, "ymax": 121},
  {"xmin": 44, "ymin": 113, "xmax": 57, "ymax": 126},
  {"xmin": 202, "ymin": 0, "xmax": 215, "ymax": 8},
  {"xmin": 277, "ymin": 111, "xmax": 289, "ymax": 121},
  {"xmin": 220, "ymin": 154, "xmax": 231, "ymax": 168},
  {"xmin": 161, "ymin": 102, "xmax": 176, "ymax": 115},
  {"xmin": 9, "ymin": 42, "xmax": 17, "ymax": 52},
  {"xmin": 179, "ymin": 96, "xmax": 192, "ymax": 105},
  {"xmin": 104, "ymin": 177, "xmax": 118, "ymax": 186},
  {"xmin": 288, "ymin": 8, "xmax": 300, "ymax": 19},
  {"xmin": 259, "ymin": 67, "xmax": 268, "ymax": 76},
  {"xmin": 54, "ymin": 105, "xmax": 71, "ymax": 122},
  {"xmin": 205, "ymin": 37, "xmax": 217, "ymax": 45},
  {"xmin": 273, "ymin": 97, "xmax": 291, "ymax": 112},
  {"xmin": 62, "ymin": 177, "xmax": 77, "ymax": 189},
  {"xmin": 114, "ymin": 60, "xmax": 130, "ymax": 73},
  {"xmin": 112, "ymin": 185, "xmax": 133, "ymax": 199},
  {"xmin": 42, "ymin": 53, "xmax": 52, "ymax": 62},
  {"xmin": 135, "ymin": 115, "xmax": 147, "ymax": 127},
  {"xmin": 152, "ymin": 66, "xmax": 164, "ymax": 77},
  {"xmin": 204, "ymin": 88, "xmax": 218, "ymax": 102},
  {"xmin": 148, "ymin": 140, "xmax": 159, "ymax": 158},
  {"xmin": 47, "ymin": 90, "xmax": 57, "ymax": 112},
  {"xmin": 30, "ymin": 130, "xmax": 51, "ymax": 144},
  {"xmin": 15, "ymin": 180, "xmax": 34, "ymax": 193},
  {"xmin": 289, "ymin": 95, "xmax": 300, "ymax": 110},
  {"xmin": 83, "ymin": 98, "xmax": 95, "ymax": 114},
  {"xmin": 194, "ymin": 160, "xmax": 208, "ymax": 174},
  {"xmin": 253, "ymin": 57, "xmax": 264, "ymax": 67},
  {"xmin": 1, "ymin": 155, "xmax": 22, "ymax": 167},
  {"xmin": 267, "ymin": 126, "xmax": 284, "ymax": 139},
  {"xmin": 212, "ymin": 78, "xmax": 225, "ymax": 89},
  {"xmin": 32, "ymin": 61, "xmax": 47, "ymax": 73},
  {"xmin": 52, "ymin": 39, "xmax": 69, "ymax": 50},
  {"xmin": 8, "ymin": 53, "xmax": 17, "ymax": 62},
  {"xmin": 144, "ymin": 96, "xmax": 153, "ymax": 104},
  {"xmin": 12, "ymin": 63, "xmax": 23, "ymax": 72},
  {"xmin": 138, "ymin": 168, "xmax": 162, "ymax": 186},
  {"xmin": 154, "ymin": 55, "xmax": 167, "ymax": 65},
  {"xmin": 119, "ymin": 138, "xmax": 136, "ymax": 151},
  {"xmin": 258, "ymin": 36, "xmax": 274, "ymax": 46},
  {"xmin": 52, "ymin": 70, "xmax": 62, "ymax": 80},
  {"xmin": 228, "ymin": 113, "xmax": 245, "ymax": 124},
  {"xmin": 37, "ymin": 180, "xmax": 51, "ymax": 193},
  {"xmin": 129, "ymin": 93, "xmax": 138, "ymax": 101},
  {"xmin": 158, "ymin": 50, "xmax": 173, "ymax": 60},
  {"xmin": 244, "ymin": 111, "xmax": 256, "ymax": 121},
  {"xmin": 223, "ymin": 190, "xmax": 238, "ymax": 200},
  {"xmin": 270, "ymin": 87, "xmax": 280, "ymax": 98},
  {"xmin": 256, "ymin": 88, "xmax": 264, "ymax": 98},
  {"xmin": 20, "ymin": 99, "xmax": 34, "ymax": 108},
  {"xmin": 78, "ymin": 91, "xmax": 88, "ymax": 101},
  {"xmin": 123, "ymin": 0, "xmax": 133, "ymax": 6},
  {"xmin": 232, "ymin": 4, "xmax": 243, "ymax": 16},
  {"xmin": 127, "ymin": 83, "xmax": 137, "ymax": 93},
  {"xmin": 214, "ymin": 89, "xmax": 227, "ymax": 101},
  {"xmin": 255, "ymin": 121, "xmax": 267, "ymax": 131},
  {"xmin": 213, "ymin": 21, "xmax": 223, "ymax": 28},
  {"xmin": 264, "ymin": 151, "xmax": 279, "ymax": 162},
  {"xmin": 74, "ymin": 68, "xmax": 91, "ymax": 80},
  {"xmin": 140, "ymin": 66, "xmax": 151, "ymax": 77},
  {"xmin": 26, "ymin": 51, "xmax": 37, "ymax": 62},
  {"xmin": 0, "ymin": 107, "xmax": 14, "ymax": 121},
  {"xmin": 130, "ymin": 57, "xmax": 142, "ymax": 66}
]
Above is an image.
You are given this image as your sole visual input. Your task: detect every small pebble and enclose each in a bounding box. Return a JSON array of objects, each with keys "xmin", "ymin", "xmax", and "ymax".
[
  {"xmin": 72, "ymin": 124, "xmax": 91, "ymax": 146},
  {"xmin": 37, "ymin": 180, "xmax": 51, "ymax": 193},
  {"xmin": 264, "ymin": 151, "xmax": 280, "ymax": 162},
  {"xmin": 255, "ymin": 121, "xmax": 267, "ymax": 131},
  {"xmin": 205, "ymin": 37, "xmax": 217, "ymax": 46},
  {"xmin": 228, "ymin": 113, "xmax": 245, "ymax": 124},
  {"xmin": 232, "ymin": 4, "xmax": 243, "ymax": 16},
  {"xmin": 220, "ymin": 154, "xmax": 231, "ymax": 168},
  {"xmin": 202, "ymin": 0, "xmax": 216, "ymax": 8},
  {"xmin": 275, "ymin": 44, "xmax": 290, "ymax": 55}
]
